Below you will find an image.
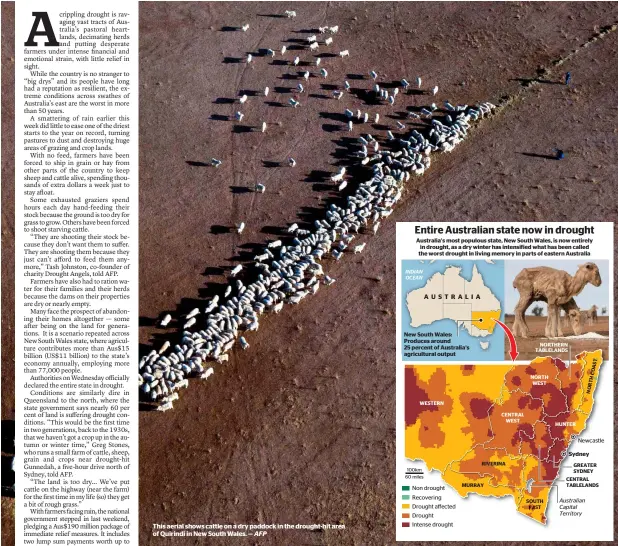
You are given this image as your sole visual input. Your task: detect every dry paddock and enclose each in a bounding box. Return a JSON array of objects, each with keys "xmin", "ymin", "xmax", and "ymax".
[{"xmin": 137, "ymin": 3, "xmax": 618, "ymax": 545}]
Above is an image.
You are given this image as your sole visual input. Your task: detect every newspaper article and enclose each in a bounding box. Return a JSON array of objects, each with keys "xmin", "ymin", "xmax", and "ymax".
[
  {"xmin": 12, "ymin": 3, "xmax": 138, "ymax": 545},
  {"xmin": 2, "ymin": 2, "xmax": 617, "ymax": 546}
]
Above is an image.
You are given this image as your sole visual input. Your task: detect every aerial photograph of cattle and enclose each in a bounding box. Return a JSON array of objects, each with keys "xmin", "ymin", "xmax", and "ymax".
[{"xmin": 134, "ymin": 2, "xmax": 617, "ymax": 544}]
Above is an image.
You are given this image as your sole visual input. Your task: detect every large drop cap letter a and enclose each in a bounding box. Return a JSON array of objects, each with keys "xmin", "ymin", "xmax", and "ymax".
[{"xmin": 24, "ymin": 12, "xmax": 60, "ymax": 47}]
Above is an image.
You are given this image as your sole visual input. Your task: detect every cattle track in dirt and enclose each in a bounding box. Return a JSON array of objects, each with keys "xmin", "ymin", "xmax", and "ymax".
[{"xmin": 138, "ymin": 16, "xmax": 618, "ymax": 412}]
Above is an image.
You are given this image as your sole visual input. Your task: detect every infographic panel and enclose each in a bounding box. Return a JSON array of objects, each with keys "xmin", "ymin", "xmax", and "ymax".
[{"xmin": 396, "ymin": 223, "xmax": 613, "ymax": 541}]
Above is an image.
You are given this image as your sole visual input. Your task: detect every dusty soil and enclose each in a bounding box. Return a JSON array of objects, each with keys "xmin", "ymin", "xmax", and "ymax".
[
  {"xmin": 138, "ymin": 3, "xmax": 618, "ymax": 545},
  {"xmin": 504, "ymin": 314, "xmax": 610, "ymax": 361}
]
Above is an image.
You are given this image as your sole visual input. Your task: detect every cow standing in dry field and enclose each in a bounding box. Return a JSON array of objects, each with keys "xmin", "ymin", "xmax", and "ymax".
[
  {"xmin": 570, "ymin": 304, "xmax": 601, "ymax": 328},
  {"xmin": 512, "ymin": 263, "xmax": 602, "ymax": 338},
  {"xmin": 589, "ymin": 304, "xmax": 599, "ymax": 325},
  {"xmin": 565, "ymin": 307, "xmax": 586, "ymax": 329}
]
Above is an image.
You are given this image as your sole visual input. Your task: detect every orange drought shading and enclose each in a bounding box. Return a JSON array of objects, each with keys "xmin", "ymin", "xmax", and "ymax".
[
  {"xmin": 504, "ymin": 356, "xmax": 554, "ymax": 393},
  {"xmin": 442, "ymin": 466, "xmax": 516, "ymax": 499},
  {"xmin": 518, "ymin": 459, "xmax": 550, "ymax": 524},
  {"xmin": 486, "ymin": 391, "xmax": 544, "ymax": 453},
  {"xmin": 459, "ymin": 392, "xmax": 494, "ymax": 444},
  {"xmin": 471, "ymin": 310, "xmax": 501, "ymax": 332},
  {"xmin": 417, "ymin": 368, "xmax": 453, "ymax": 449},
  {"xmin": 456, "ymin": 446, "xmax": 525, "ymax": 488},
  {"xmin": 405, "ymin": 353, "xmax": 604, "ymax": 525},
  {"xmin": 529, "ymin": 420, "xmax": 552, "ymax": 459},
  {"xmin": 576, "ymin": 350, "xmax": 603, "ymax": 414},
  {"xmin": 406, "ymin": 365, "xmax": 511, "ymax": 472}
]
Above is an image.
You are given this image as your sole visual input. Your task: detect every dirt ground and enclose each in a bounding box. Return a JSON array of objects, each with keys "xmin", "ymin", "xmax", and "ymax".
[
  {"xmin": 138, "ymin": 3, "xmax": 618, "ymax": 545},
  {"xmin": 504, "ymin": 314, "xmax": 610, "ymax": 361}
]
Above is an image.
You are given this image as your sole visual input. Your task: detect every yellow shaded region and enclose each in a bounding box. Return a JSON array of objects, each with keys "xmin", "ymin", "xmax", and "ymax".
[
  {"xmin": 570, "ymin": 409, "xmax": 590, "ymax": 437},
  {"xmin": 451, "ymin": 449, "xmax": 525, "ymax": 489},
  {"xmin": 471, "ymin": 310, "xmax": 501, "ymax": 332},
  {"xmin": 488, "ymin": 454, "xmax": 524, "ymax": 488},
  {"xmin": 405, "ymin": 365, "xmax": 511, "ymax": 472},
  {"xmin": 575, "ymin": 349, "xmax": 604, "ymax": 414},
  {"xmin": 442, "ymin": 466, "xmax": 492, "ymax": 496},
  {"xmin": 442, "ymin": 466, "xmax": 518, "ymax": 502},
  {"xmin": 517, "ymin": 486, "xmax": 550, "ymax": 524},
  {"xmin": 512, "ymin": 455, "xmax": 549, "ymax": 524}
]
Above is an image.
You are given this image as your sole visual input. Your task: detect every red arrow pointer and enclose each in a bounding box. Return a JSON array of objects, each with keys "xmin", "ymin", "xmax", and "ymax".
[{"xmin": 492, "ymin": 318, "xmax": 519, "ymax": 361}]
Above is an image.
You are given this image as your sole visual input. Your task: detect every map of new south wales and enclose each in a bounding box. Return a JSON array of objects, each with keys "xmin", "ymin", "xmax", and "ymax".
[{"xmin": 405, "ymin": 351, "xmax": 603, "ymax": 524}]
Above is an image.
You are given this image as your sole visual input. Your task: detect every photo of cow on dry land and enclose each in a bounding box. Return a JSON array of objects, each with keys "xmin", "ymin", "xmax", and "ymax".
[{"xmin": 504, "ymin": 260, "xmax": 609, "ymax": 361}]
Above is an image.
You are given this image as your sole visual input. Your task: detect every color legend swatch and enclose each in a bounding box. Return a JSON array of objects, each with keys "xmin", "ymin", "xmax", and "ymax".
[{"xmin": 401, "ymin": 486, "xmax": 410, "ymax": 526}]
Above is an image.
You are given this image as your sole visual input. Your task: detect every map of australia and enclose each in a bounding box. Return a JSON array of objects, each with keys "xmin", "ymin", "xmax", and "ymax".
[
  {"xmin": 404, "ymin": 350, "xmax": 604, "ymax": 524},
  {"xmin": 406, "ymin": 264, "xmax": 501, "ymax": 337}
]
